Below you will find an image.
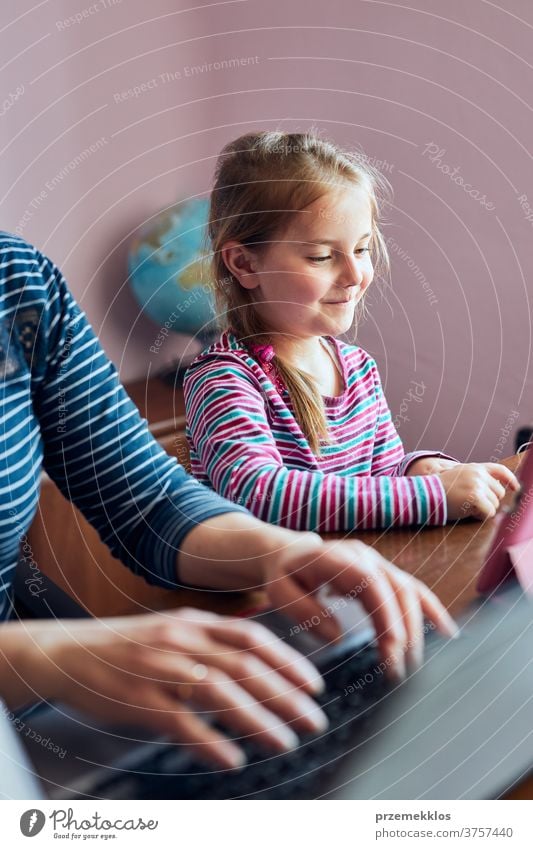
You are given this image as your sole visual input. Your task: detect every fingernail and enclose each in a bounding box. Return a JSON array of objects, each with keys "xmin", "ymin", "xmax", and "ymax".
[
  {"xmin": 301, "ymin": 704, "xmax": 329, "ymax": 732},
  {"xmin": 391, "ymin": 654, "xmax": 406, "ymax": 681},
  {"xmin": 274, "ymin": 725, "xmax": 300, "ymax": 750},
  {"xmin": 294, "ymin": 659, "xmax": 325, "ymax": 693},
  {"xmin": 309, "ymin": 709, "xmax": 329, "ymax": 732},
  {"xmin": 407, "ymin": 645, "xmax": 423, "ymax": 669},
  {"xmin": 220, "ymin": 745, "xmax": 247, "ymax": 769},
  {"xmin": 307, "ymin": 674, "xmax": 325, "ymax": 695},
  {"xmin": 446, "ymin": 619, "xmax": 461, "ymax": 638}
]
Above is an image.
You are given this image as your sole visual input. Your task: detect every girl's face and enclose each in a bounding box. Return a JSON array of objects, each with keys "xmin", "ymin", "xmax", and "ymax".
[{"xmin": 245, "ymin": 185, "xmax": 374, "ymax": 340}]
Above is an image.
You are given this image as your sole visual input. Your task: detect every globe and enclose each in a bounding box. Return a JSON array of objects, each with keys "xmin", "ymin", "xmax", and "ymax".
[{"xmin": 128, "ymin": 198, "xmax": 218, "ymax": 349}]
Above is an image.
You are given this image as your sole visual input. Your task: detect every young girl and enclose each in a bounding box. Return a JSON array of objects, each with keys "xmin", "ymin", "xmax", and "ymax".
[{"xmin": 183, "ymin": 131, "xmax": 518, "ymax": 531}]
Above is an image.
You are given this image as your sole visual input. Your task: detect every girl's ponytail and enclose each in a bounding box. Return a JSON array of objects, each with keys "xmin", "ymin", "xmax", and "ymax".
[{"xmin": 271, "ymin": 355, "xmax": 329, "ymax": 454}]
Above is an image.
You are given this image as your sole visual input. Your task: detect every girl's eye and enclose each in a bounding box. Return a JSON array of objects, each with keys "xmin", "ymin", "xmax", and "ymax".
[
  {"xmin": 307, "ymin": 246, "xmax": 370, "ymax": 262},
  {"xmin": 308, "ymin": 247, "xmax": 371, "ymax": 262}
]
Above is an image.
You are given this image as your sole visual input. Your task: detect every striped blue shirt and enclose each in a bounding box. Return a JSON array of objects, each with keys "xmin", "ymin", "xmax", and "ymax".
[{"xmin": 0, "ymin": 233, "xmax": 244, "ymax": 621}]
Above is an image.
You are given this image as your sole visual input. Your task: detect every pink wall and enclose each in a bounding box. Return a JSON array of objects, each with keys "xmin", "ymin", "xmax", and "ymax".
[{"xmin": 2, "ymin": 0, "xmax": 531, "ymax": 460}]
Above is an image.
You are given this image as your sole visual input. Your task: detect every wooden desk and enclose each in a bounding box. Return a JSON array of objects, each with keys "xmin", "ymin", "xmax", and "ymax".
[{"xmin": 343, "ymin": 520, "xmax": 499, "ymax": 618}]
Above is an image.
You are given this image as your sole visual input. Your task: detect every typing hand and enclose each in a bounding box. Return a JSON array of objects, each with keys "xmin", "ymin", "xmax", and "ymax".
[
  {"xmin": 439, "ymin": 462, "xmax": 520, "ymax": 521},
  {"xmin": 31, "ymin": 609, "xmax": 327, "ymax": 769},
  {"xmin": 262, "ymin": 535, "xmax": 459, "ymax": 681}
]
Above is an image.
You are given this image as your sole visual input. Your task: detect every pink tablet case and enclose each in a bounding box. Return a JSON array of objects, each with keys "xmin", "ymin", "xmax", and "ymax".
[{"xmin": 477, "ymin": 448, "xmax": 533, "ymax": 595}]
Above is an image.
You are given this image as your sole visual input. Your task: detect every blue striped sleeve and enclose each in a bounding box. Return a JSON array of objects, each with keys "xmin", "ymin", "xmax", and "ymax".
[{"xmin": 33, "ymin": 248, "xmax": 247, "ymax": 588}]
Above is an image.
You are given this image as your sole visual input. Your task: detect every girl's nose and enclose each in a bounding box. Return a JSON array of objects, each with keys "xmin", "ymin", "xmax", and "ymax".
[{"xmin": 337, "ymin": 254, "xmax": 365, "ymax": 287}]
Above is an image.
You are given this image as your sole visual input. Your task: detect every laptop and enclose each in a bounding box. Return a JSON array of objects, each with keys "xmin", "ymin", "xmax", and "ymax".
[{"xmin": 0, "ymin": 581, "xmax": 530, "ymax": 801}]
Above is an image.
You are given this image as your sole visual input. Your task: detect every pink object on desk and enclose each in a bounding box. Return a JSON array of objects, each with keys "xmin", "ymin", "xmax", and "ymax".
[{"xmin": 477, "ymin": 448, "xmax": 533, "ymax": 595}]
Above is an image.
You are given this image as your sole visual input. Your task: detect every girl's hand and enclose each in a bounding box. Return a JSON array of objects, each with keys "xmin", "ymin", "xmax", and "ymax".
[
  {"xmin": 407, "ymin": 457, "xmax": 459, "ymax": 476},
  {"xmin": 25, "ymin": 609, "xmax": 328, "ymax": 769},
  {"xmin": 262, "ymin": 535, "xmax": 459, "ymax": 680},
  {"xmin": 439, "ymin": 462, "xmax": 520, "ymax": 521}
]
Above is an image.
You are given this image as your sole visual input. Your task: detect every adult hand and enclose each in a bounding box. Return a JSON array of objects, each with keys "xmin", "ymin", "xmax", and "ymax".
[
  {"xmin": 17, "ymin": 609, "xmax": 328, "ymax": 769},
  {"xmin": 261, "ymin": 534, "xmax": 459, "ymax": 679}
]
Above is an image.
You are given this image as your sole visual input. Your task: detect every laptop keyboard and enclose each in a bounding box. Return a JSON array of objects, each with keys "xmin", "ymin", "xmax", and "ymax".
[{"xmin": 89, "ymin": 639, "xmax": 393, "ymax": 800}]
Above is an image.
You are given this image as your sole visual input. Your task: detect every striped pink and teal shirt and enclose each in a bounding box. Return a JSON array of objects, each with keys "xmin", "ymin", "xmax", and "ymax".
[{"xmin": 184, "ymin": 330, "xmax": 451, "ymax": 531}]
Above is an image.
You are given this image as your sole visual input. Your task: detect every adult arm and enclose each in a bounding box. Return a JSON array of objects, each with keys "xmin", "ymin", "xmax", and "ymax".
[{"xmin": 30, "ymin": 247, "xmax": 248, "ymax": 589}]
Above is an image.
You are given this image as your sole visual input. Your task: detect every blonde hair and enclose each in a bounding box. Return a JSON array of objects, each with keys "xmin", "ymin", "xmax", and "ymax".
[{"xmin": 207, "ymin": 130, "xmax": 391, "ymax": 454}]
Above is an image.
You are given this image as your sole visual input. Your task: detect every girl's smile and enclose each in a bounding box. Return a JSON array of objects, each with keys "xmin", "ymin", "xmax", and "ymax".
[{"xmin": 321, "ymin": 287, "xmax": 363, "ymax": 305}]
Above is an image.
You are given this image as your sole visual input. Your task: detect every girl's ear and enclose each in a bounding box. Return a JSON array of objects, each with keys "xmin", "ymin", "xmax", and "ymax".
[{"xmin": 221, "ymin": 240, "xmax": 260, "ymax": 289}]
